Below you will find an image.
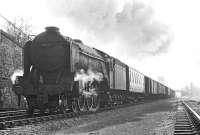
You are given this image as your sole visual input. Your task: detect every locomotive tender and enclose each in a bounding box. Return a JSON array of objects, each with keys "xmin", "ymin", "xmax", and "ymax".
[{"xmin": 13, "ymin": 27, "xmax": 175, "ymax": 114}]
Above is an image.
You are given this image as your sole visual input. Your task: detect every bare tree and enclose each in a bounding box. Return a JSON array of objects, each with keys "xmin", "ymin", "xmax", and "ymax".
[{"xmin": 5, "ymin": 17, "xmax": 32, "ymax": 47}]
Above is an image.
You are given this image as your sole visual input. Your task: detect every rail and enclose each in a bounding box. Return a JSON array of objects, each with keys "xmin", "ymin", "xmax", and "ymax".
[{"xmin": 182, "ymin": 101, "xmax": 200, "ymax": 133}]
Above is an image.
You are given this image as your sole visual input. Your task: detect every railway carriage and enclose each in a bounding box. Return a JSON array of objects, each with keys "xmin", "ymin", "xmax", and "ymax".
[
  {"xmin": 128, "ymin": 67, "xmax": 145, "ymax": 101},
  {"xmin": 110, "ymin": 58, "xmax": 127, "ymax": 91},
  {"xmin": 128, "ymin": 68, "xmax": 145, "ymax": 93},
  {"xmin": 107, "ymin": 58, "xmax": 128, "ymax": 104}
]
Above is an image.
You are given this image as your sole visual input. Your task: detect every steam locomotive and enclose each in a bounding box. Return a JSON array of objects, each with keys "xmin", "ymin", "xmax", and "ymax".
[{"xmin": 12, "ymin": 27, "xmax": 175, "ymax": 114}]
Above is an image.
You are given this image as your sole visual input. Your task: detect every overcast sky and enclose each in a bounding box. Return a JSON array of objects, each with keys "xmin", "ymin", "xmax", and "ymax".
[{"xmin": 0, "ymin": 0, "xmax": 200, "ymax": 90}]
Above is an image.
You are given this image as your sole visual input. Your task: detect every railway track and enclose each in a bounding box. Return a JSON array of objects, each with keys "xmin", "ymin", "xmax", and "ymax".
[
  {"xmin": 174, "ymin": 100, "xmax": 200, "ymax": 135},
  {"xmin": 0, "ymin": 109, "xmax": 26, "ymax": 117},
  {"xmin": 0, "ymin": 110, "xmax": 42, "ymax": 123},
  {"xmin": 0, "ymin": 98, "xmax": 158, "ymax": 130},
  {"xmin": 0, "ymin": 106, "xmax": 117, "ymax": 130}
]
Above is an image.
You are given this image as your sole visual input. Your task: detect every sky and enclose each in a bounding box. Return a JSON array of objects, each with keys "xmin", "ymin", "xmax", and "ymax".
[{"xmin": 0, "ymin": 0, "xmax": 200, "ymax": 90}]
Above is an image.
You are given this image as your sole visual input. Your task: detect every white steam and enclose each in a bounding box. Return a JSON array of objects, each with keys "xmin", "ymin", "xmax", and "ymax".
[
  {"xmin": 75, "ymin": 69, "xmax": 103, "ymax": 81},
  {"xmin": 47, "ymin": 0, "xmax": 172, "ymax": 57},
  {"xmin": 10, "ymin": 69, "xmax": 23, "ymax": 84},
  {"xmin": 74, "ymin": 69, "xmax": 103, "ymax": 96}
]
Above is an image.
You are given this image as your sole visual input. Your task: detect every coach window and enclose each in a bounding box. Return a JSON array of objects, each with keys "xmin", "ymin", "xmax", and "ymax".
[
  {"xmin": 131, "ymin": 71, "xmax": 134, "ymax": 83},
  {"xmin": 136, "ymin": 77, "xmax": 138, "ymax": 84},
  {"xmin": 138, "ymin": 76, "xmax": 140, "ymax": 85},
  {"xmin": 135, "ymin": 75, "xmax": 137, "ymax": 84},
  {"xmin": 131, "ymin": 72, "xmax": 132, "ymax": 81},
  {"xmin": 134, "ymin": 76, "xmax": 136, "ymax": 84},
  {"xmin": 131, "ymin": 72, "xmax": 133, "ymax": 82},
  {"xmin": 139, "ymin": 78, "xmax": 141, "ymax": 85},
  {"xmin": 132, "ymin": 72, "xmax": 134, "ymax": 83},
  {"xmin": 136, "ymin": 76, "xmax": 138, "ymax": 84},
  {"xmin": 138, "ymin": 77, "xmax": 140, "ymax": 84},
  {"xmin": 132, "ymin": 72, "xmax": 133, "ymax": 81}
]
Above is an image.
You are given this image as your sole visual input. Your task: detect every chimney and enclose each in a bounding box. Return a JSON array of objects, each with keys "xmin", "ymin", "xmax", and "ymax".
[{"xmin": 45, "ymin": 26, "xmax": 59, "ymax": 32}]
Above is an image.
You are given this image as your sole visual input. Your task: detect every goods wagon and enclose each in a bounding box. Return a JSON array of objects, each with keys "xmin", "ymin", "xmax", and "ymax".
[
  {"xmin": 152, "ymin": 80, "xmax": 158, "ymax": 94},
  {"xmin": 161, "ymin": 84, "xmax": 167, "ymax": 96},
  {"xmin": 170, "ymin": 89, "xmax": 175, "ymax": 97},
  {"xmin": 144, "ymin": 76, "xmax": 151, "ymax": 95},
  {"xmin": 157, "ymin": 82, "xmax": 161, "ymax": 94},
  {"xmin": 165, "ymin": 86, "xmax": 169, "ymax": 97},
  {"xmin": 145, "ymin": 77, "xmax": 169, "ymax": 98},
  {"xmin": 168, "ymin": 88, "xmax": 171, "ymax": 97},
  {"xmin": 12, "ymin": 26, "xmax": 175, "ymax": 114},
  {"xmin": 158, "ymin": 83, "xmax": 165, "ymax": 95}
]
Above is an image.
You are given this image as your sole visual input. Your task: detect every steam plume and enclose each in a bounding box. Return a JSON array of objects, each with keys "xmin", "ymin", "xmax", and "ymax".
[
  {"xmin": 10, "ymin": 69, "xmax": 23, "ymax": 84},
  {"xmin": 74, "ymin": 69, "xmax": 103, "ymax": 96},
  {"xmin": 47, "ymin": 0, "xmax": 172, "ymax": 57},
  {"xmin": 74, "ymin": 69, "xmax": 103, "ymax": 83}
]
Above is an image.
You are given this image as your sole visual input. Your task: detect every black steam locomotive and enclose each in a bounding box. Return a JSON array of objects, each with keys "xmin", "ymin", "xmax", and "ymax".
[{"xmin": 12, "ymin": 27, "xmax": 175, "ymax": 114}]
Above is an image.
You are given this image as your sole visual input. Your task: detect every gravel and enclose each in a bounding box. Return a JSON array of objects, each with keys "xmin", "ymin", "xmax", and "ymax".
[{"xmin": 0, "ymin": 99, "xmax": 177, "ymax": 135}]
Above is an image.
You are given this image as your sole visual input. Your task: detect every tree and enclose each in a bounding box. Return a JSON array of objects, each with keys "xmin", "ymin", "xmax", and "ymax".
[{"xmin": 4, "ymin": 17, "xmax": 32, "ymax": 47}]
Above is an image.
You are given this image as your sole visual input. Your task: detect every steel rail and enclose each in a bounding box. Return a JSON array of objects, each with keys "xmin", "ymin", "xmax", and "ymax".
[{"xmin": 182, "ymin": 101, "xmax": 200, "ymax": 133}]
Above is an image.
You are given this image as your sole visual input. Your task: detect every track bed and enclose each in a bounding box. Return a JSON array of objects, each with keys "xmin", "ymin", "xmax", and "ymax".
[{"xmin": 0, "ymin": 98, "xmax": 177, "ymax": 135}]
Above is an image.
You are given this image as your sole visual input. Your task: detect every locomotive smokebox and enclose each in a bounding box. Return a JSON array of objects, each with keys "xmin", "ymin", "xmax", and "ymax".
[
  {"xmin": 30, "ymin": 26, "xmax": 70, "ymax": 72},
  {"xmin": 21, "ymin": 26, "xmax": 72, "ymax": 97}
]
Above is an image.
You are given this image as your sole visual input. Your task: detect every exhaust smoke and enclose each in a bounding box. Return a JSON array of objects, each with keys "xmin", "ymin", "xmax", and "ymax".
[
  {"xmin": 10, "ymin": 69, "xmax": 23, "ymax": 84},
  {"xmin": 47, "ymin": 0, "xmax": 172, "ymax": 57}
]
